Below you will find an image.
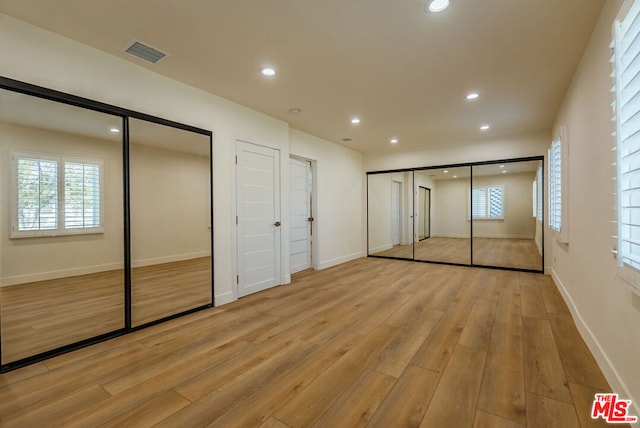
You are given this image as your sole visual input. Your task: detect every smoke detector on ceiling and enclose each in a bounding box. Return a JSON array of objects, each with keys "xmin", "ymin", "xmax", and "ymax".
[{"xmin": 123, "ymin": 40, "xmax": 168, "ymax": 64}]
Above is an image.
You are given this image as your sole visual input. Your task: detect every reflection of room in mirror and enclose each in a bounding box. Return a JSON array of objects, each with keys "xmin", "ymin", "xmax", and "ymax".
[
  {"xmin": 129, "ymin": 118, "xmax": 212, "ymax": 326},
  {"xmin": 0, "ymin": 89, "xmax": 125, "ymax": 363},
  {"xmin": 471, "ymin": 160, "xmax": 543, "ymax": 270},
  {"xmin": 413, "ymin": 167, "xmax": 471, "ymax": 265},
  {"xmin": 0, "ymin": 89, "xmax": 214, "ymax": 365},
  {"xmin": 367, "ymin": 159, "xmax": 543, "ymax": 272},
  {"xmin": 368, "ymin": 171, "xmax": 414, "ymax": 259}
]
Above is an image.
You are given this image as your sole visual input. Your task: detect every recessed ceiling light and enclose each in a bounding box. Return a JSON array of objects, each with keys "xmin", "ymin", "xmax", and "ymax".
[
  {"xmin": 466, "ymin": 92, "xmax": 479, "ymax": 100},
  {"xmin": 453, "ymin": 175, "xmax": 458, "ymax": 178},
  {"xmin": 427, "ymin": 0, "xmax": 450, "ymax": 13},
  {"xmin": 390, "ymin": 138, "xmax": 399, "ymax": 144},
  {"xmin": 259, "ymin": 67, "xmax": 276, "ymax": 77},
  {"xmin": 287, "ymin": 107, "xmax": 302, "ymax": 115},
  {"xmin": 499, "ymin": 164, "xmax": 505, "ymax": 168},
  {"xmin": 502, "ymin": 170, "xmax": 507, "ymax": 174},
  {"xmin": 109, "ymin": 127, "xmax": 120, "ymax": 133},
  {"xmin": 351, "ymin": 117, "xmax": 361, "ymax": 125},
  {"xmin": 480, "ymin": 124, "xmax": 490, "ymax": 131},
  {"xmin": 444, "ymin": 170, "xmax": 449, "ymax": 173}
]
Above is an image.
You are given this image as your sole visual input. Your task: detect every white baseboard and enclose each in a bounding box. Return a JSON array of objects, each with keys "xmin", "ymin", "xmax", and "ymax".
[
  {"xmin": 432, "ymin": 233, "xmax": 469, "ymax": 239},
  {"xmin": 283, "ymin": 274, "xmax": 292, "ymax": 285},
  {"xmin": 319, "ymin": 251, "xmax": 365, "ymax": 270},
  {"xmin": 214, "ymin": 291, "xmax": 235, "ymax": 307},
  {"xmin": 1, "ymin": 262, "xmax": 123, "ymax": 287},
  {"xmin": 431, "ymin": 233, "xmax": 535, "ymax": 239},
  {"xmin": 369, "ymin": 244, "xmax": 393, "ymax": 254},
  {"xmin": 1, "ymin": 251, "xmax": 211, "ymax": 287},
  {"xmin": 550, "ymin": 269, "xmax": 638, "ymax": 418},
  {"xmin": 131, "ymin": 251, "xmax": 210, "ymax": 268}
]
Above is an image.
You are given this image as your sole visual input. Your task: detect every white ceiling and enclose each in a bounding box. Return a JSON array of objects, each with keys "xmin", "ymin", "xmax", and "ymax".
[{"xmin": 0, "ymin": 0, "xmax": 605, "ymax": 155}]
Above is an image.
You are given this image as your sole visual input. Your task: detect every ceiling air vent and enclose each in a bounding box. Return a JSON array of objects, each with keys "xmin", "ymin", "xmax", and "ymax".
[{"xmin": 124, "ymin": 41, "xmax": 167, "ymax": 64}]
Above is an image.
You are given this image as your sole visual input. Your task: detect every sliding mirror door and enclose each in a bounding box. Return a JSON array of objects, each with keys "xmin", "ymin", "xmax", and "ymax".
[
  {"xmin": 368, "ymin": 171, "xmax": 414, "ymax": 259},
  {"xmin": 0, "ymin": 89, "xmax": 124, "ymax": 363},
  {"xmin": 471, "ymin": 160, "xmax": 543, "ymax": 271},
  {"xmin": 129, "ymin": 118, "xmax": 212, "ymax": 327},
  {"xmin": 414, "ymin": 167, "xmax": 471, "ymax": 265}
]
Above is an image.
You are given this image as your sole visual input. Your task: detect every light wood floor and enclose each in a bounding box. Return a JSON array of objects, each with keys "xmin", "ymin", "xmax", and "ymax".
[
  {"xmin": 372, "ymin": 237, "xmax": 542, "ymax": 270},
  {"xmin": 0, "ymin": 257, "xmax": 211, "ymax": 363},
  {"xmin": 0, "ymin": 258, "xmax": 621, "ymax": 427}
]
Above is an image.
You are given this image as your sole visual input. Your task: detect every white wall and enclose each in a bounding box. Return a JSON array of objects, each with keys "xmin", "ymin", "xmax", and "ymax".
[
  {"xmin": 550, "ymin": 0, "xmax": 640, "ymax": 413},
  {"xmin": 130, "ymin": 143, "xmax": 211, "ymax": 267},
  {"xmin": 289, "ymin": 129, "xmax": 364, "ymax": 268},
  {"xmin": 432, "ymin": 178, "xmax": 470, "ymax": 238},
  {"xmin": 0, "ymin": 14, "xmax": 365, "ymax": 305}
]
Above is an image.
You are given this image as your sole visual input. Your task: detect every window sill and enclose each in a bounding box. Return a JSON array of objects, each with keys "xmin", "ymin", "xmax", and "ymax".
[
  {"xmin": 617, "ymin": 264, "xmax": 640, "ymax": 296},
  {"xmin": 10, "ymin": 227, "xmax": 105, "ymax": 239}
]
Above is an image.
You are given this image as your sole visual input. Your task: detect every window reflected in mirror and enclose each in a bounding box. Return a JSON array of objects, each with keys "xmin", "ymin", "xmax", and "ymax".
[
  {"xmin": 0, "ymin": 88, "xmax": 124, "ymax": 363},
  {"xmin": 368, "ymin": 171, "xmax": 414, "ymax": 260}
]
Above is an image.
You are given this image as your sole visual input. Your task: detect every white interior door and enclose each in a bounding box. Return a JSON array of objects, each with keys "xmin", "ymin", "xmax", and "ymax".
[
  {"xmin": 236, "ymin": 141, "xmax": 281, "ymax": 298},
  {"xmin": 391, "ymin": 180, "xmax": 401, "ymax": 246},
  {"xmin": 289, "ymin": 157, "xmax": 312, "ymax": 274}
]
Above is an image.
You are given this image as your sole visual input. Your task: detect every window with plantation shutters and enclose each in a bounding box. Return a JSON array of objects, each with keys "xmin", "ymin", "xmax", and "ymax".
[
  {"xmin": 11, "ymin": 152, "xmax": 103, "ymax": 238},
  {"xmin": 471, "ymin": 188, "xmax": 486, "ymax": 218},
  {"xmin": 16, "ymin": 155, "xmax": 58, "ymax": 232},
  {"xmin": 64, "ymin": 162, "xmax": 101, "ymax": 229},
  {"xmin": 548, "ymin": 138, "xmax": 562, "ymax": 233},
  {"xmin": 537, "ymin": 166, "xmax": 543, "ymax": 220},
  {"xmin": 613, "ymin": 0, "xmax": 640, "ymax": 281},
  {"xmin": 471, "ymin": 186, "xmax": 503, "ymax": 219}
]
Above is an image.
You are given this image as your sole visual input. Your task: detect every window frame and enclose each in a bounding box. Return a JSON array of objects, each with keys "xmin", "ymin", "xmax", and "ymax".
[
  {"xmin": 10, "ymin": 151, "xmax": 105, "ymax": 238},
  {"xmin": 547, "ymin": 127, "xmax": 569, "ymax": 243},
  {"xmin": 470, "ymin": 185, "xmax": 505, "ymax": 220},
  {"xmin": 612, "ymin": 0, "xmax": 640, "ymax": 293}
]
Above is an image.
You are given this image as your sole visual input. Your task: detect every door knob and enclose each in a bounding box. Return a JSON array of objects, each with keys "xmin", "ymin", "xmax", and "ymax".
[
  {"xmin": 307, "ymin": 217, "xmax": 314, "ymax": 222},
  {"xmin": 274, "ymin": 221, "xmax": 281, "ymax": 227}
]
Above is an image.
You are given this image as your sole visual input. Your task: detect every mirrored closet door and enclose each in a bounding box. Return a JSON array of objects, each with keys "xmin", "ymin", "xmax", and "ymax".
[
  {"xmin": 129, "ymin": 118, "xmax": 212, "ymax": 327},
  {"xmin": 368, "ymin": 171, "xmax": 414, "ymax": 260},
  {"xmin": 0, "ymin": 77, "xmax": 214, "ymax": 371},
  {"xmin": 413, "ymin": 167, "xmax": 471, "ymax": 265},
  {"xmin": 471, "ymin": 160, "xmax": 543, "ymax": 271},
  {"xmin": 367, "ymin": 156, "xmax": 543, "ymax": 273},
  {"xmin": 0, "ymin": 88, "xmax": 125, "ymax": 363}
]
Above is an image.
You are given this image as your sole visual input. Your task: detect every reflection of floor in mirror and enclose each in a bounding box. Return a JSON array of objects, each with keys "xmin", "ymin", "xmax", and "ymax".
[
  {"xmin": 0, "ymin": 257, "xmax": 211, "ymax": 363},
  {"xmin": 471, "ymin": 238, "xmax": 542, "ymax": 270},
  {"xmin": 370, "ymin": 244, "xmax": 414, "ymax": 259},
  {"xmin": 414, "ymin": 237, "xmax": 471, "ymax": 264},
  {"xmin": 372, "ymin": 237, "xmax": 542, "ymax": 270}
]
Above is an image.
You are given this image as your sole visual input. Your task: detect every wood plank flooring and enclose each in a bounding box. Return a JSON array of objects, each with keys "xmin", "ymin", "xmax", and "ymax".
[
  {"xmin": 0, "ymin": 257, "xmax": 211, "ymax": 363},
  {"xmin": 0, "ymin": 258, "xmax": 623, "ymax": 427},
  {"xmin": 371, "ymin": 237, "xmax": 542, "ymax": 270}
]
